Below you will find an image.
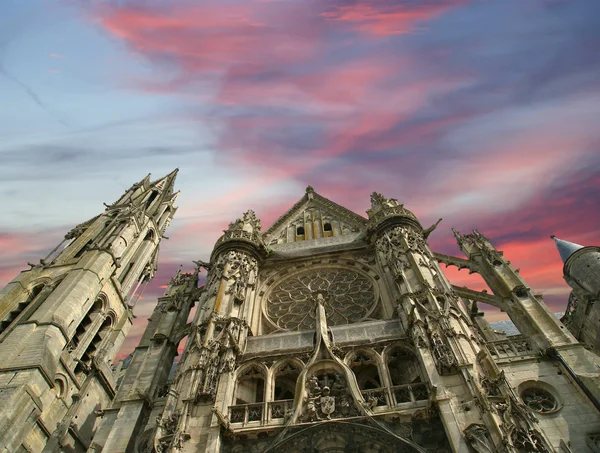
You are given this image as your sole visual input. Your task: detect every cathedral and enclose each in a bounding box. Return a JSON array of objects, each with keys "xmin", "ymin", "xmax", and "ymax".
[{"xmin": 1, "ymin": 170, "xmax": 600, "ymax": 453}]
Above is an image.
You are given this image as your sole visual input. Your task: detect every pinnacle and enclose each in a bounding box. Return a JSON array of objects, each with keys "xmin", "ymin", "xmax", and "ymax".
[{"xmin": 550, "ymin": 235, "xmax": 584, "ymax": 263}]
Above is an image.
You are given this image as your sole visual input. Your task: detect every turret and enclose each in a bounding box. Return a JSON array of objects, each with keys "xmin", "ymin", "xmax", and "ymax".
[
  {"xmin": 552, "ymin": 235, "xmax": 600, "ymax": 353},
  {"xmin": 552, "ymin": 235, "xmax": 600, "ymax": 299}
]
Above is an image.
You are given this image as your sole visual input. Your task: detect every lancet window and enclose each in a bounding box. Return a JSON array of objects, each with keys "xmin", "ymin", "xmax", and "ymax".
[
  {"xmin": 75, "ymin": 314, "xmax": 113, "ymax": 375},
  {"xmin": 235, "ymin": 365, "xmax": 265, "ymax": 405},
  {"xmin": 273, "ymin": 362, "xmax": 301, "ymax": 401},
  {"xmin": 231, "ymin": 364, "xmax": 267, "ymax": 424},
  {"xmin": 386, "ymin": 347, "xmax": 428, "ymax": 404},
  {"xmin": 349, "ymin": 351, "xmax": 382, "ymax": 391}
]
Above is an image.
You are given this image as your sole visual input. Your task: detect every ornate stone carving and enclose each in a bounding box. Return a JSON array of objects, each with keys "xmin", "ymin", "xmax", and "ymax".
[
  {"xmin": 156, "ymin": 413, "xmax": 181, "ymax": 453},
  {"xmin": 366, "ymin": 193, "xmax": 421, "ymax": 235},
  {"xmin": 187, "ymin": 316, "xmax": 247, "ymax": 403},
  {"xmin": 465, "ymin": 424, "xmax": 495, "ymax": 453},
  {"xmin": 222, "ymin": 251, "xmax": 258, "ymax": 302},
  {"xmin": 480, "ymin": 373, "xmax": 503, "ymax": 397},
  {"xmin": 303, "ymin": 372, "xmax": 357, "ymax": 421},
  {"xmin": 214, "ymin": 210, "xmax": 267, "ymax": 251},
  {"xmin": 266, "ymin": 267, "xmax": 376, "ymax": 330},
  {"xmin": 511, "ymin": 427, "xmax": 549, "ymax": 452},
  {"xmin": 429, "ymin": 331, "xmax": 459, "ymax": 376}
]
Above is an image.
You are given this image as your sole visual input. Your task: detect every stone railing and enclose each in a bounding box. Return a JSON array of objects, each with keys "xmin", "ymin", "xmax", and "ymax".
[
  {"xmin": 361, "ymin": 387, "xmax": 389, "ymax": 408},
  {"xmin": 390, "ymin": 383, "xmax": 429, "ymax": 405},
  {"xmin": 487, "ymin": 335, "xmax": 535, "ymax": 359},
  {"xmin": 228, "ymin": 385, "xmax": 429, "ymax": 426},
  {"xmin": 229, "ymin": 402, "xmax": 266, "ymax": 425},
  {"xmin": 270, "ymin": 399, "xmax": 294, "ymax": 420},
  {"xmin": 215, "ymin": 229, "xmax": 266, "ymax": 250}
]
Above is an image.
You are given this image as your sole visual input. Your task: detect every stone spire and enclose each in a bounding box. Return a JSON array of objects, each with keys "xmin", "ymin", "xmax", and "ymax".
[{"xmin": 550, "ymin": 235, "xmax": 584, "ymax": 263}]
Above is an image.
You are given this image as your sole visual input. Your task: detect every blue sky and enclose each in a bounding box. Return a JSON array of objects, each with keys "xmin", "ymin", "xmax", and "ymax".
[{"xmin": 1, "ymin": 0, "xmax": 599, "ymax": 356}]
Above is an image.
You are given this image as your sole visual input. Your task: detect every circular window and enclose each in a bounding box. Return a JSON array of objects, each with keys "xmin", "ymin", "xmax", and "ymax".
[
  {"xmin": 266, "ymin": 267, "xmax": 377, "ymax": 331},
  {"xmin": 521, "ymin": 388, "xmax": 558, "ymax": 414}
]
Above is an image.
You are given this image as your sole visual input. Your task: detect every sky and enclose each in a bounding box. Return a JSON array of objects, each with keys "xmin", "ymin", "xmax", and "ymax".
[{"xmin": 1, "ymin": 0, "xmax": 599, "ymax": 359}]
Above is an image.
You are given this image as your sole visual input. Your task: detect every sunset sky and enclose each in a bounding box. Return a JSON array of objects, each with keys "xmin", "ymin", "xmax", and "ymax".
[{"xmin": 1, "ymin": 0, "xmax": 599, "ymax": 358}]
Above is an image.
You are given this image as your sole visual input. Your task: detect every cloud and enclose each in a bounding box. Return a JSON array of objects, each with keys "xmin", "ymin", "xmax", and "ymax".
[
  {"xmin": 320, "ymin": 0, "xmax": 467, "ymax": 36},
  {"xmin": 49, "ymin": 53, "xmax": 64, "ymax": 58},
  {"xmin": 2, "ymin": 0, "xmax": 595, "ymax": 354}
]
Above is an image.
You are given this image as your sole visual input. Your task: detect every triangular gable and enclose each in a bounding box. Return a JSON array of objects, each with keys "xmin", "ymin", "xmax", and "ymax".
[{"xmin": 265, "ymin": 187, "xmax": 367, "ymax": 246}]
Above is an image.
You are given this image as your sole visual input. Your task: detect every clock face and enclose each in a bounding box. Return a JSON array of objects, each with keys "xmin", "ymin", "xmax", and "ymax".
[{"xmin": 265, "ymin": 267, "xmax": 377, "ymax": 331}]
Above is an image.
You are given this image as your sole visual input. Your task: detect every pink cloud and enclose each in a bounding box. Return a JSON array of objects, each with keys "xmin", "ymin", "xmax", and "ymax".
[
  {"xmin": 320, "ymin": 0, "xmax": 467, "ymax": 36},
  {"xmin": 49, "ymin": 53, "xmax": 65, "ymax": 58}
]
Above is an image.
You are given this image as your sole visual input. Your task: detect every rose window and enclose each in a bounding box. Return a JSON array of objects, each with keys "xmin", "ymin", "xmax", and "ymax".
[
  {"xmin": 266, "ymin": 268, "xmax": 377, "ymax": 330},
  {"xmin": 521, "ymin": 388, "xmax": 558, "ymax": 414}
]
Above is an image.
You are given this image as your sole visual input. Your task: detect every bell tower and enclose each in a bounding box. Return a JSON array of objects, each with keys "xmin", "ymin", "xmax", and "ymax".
[{"xmin": 0, "ymin": 170, "xmax": 178, "ymax": 453}]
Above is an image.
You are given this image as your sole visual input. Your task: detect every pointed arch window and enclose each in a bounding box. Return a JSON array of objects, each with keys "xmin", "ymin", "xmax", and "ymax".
[
  {"xmin": 235, "ymin": 365, "xmax": 265, "ymax": 405},
  {"xmin": 387, "ymin": 347, "xmax": 428, "ymax": 404},
  {"xmin": 274, "ymin": 362, "xmax": 300, "ymax": 401},
  {"xmin": 350, "ymin": 352, "xmax": 382, "ymax": 390},
  {"xmin": 70, "ymin": 299, "xmax": 103, "ymax": 352},
  {"xmin": 75, "ymin": 315, "xmax": 113, "ymax": 376}
]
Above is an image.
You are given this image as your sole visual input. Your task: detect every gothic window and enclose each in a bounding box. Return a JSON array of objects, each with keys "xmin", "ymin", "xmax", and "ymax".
[
  {"xmin": 75, "ymin": 315, "xmax": 113, "ymax": 375},
  {"xmin": 296, "ymin": 226, "xmax": 305, "ymax": 240},
  {"xmin": 386, "ymin": 347, "xmax": 427, "ymax": 404},
  {"xmin": 349, "ymin": 352, "xmax": 381, "ymax": 390},
  {"xmin": 266, "ymin": 267, "xmax": 377, "ymax": 331},
  {"xmin": 521, "ymin": 387, "xmax": 559, "ymax": 414},
  {"xmin": 70, "ymin": 299, "xmax": 103, "ymax": 351},
  {"xmin": 235, "ymin": 365, "xmax": 265, "ymax": 405},
  {"xmin": 274, "ymin": 362, "xmax": 301, "ymax": 401},
  {"xmin": 387, "ymin": 347, "xmax": 421, "ymax": 386}
]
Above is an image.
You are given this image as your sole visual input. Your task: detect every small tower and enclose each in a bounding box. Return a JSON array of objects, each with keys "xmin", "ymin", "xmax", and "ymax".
[
  {"xmin": 0, "ymin": 170, "xmax": 178, "ymax": 453},
  {"xmin": 552, "ymin": 235, "xmax": 600, "ymax": 353}
]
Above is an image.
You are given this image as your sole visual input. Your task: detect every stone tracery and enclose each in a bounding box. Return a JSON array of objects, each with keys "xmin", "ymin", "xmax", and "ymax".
[{"xmin": 266, "ymin": 267, "xmax": 377, "ymax": 330}]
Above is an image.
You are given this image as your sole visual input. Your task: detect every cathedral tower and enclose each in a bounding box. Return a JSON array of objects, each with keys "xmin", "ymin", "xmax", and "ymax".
[{"xmin": 0, "ymin": 170, "xmax": 178, "ymax": 453}]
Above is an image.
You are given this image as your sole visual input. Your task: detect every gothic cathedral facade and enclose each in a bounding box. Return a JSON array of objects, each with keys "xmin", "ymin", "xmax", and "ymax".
[{"xmin": 1, "ymin": 176, "xmax": 600, "ymax": 453}]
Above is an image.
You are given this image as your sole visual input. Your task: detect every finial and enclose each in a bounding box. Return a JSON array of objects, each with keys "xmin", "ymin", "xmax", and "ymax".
[
  {"xmin": 550, "ymin": 234, "xmax": 556, "ymax": 239},
  {"xmin": 423, "ymin": 218, "xmax": 443, "ymax": 239},
  {"xmin": 306, "ymin": 185, "xmax": 314, "ymax": 193}
]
